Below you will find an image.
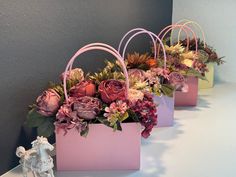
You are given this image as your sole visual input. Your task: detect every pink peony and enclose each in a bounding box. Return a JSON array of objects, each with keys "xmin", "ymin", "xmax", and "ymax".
[
  {"xmin": 73, "ymin": 96, "xmax": 102, "ymax": 119},
  {"xmin": 98, "ymin": 80, "xmax": 126, "ymax": 104},
  {"xmin": 128, "ymin": 69, "xmax": 146, "ymax": 82},
  {"xmin": 69, "ymin": 80, "xmax": 96, "ymax": 98},
  {"xmin": 55, "ymin": 97, "xmax": 88, "ymax": 134},
  {"xmin": 168, "ymin": 72, "xmax": 188, "ymax": 92},
  {"xmin": 36, "ymin": 89, "xmax": 61, "ymax": 117}
]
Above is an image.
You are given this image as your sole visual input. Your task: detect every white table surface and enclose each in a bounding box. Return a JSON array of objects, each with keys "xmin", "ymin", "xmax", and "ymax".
[{"xmin": 2, "ymin": 82, "xmax": 236, "ymax": 177}]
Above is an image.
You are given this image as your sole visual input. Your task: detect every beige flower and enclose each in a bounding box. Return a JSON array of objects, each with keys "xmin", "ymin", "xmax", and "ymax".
[{"xmin": 128, "ymin": 89, "xmax": 144, "ymax": 103}]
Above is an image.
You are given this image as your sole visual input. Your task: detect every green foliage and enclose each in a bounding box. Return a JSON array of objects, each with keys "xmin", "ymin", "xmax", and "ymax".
[
  {"xmin": 26, "ymin": 108, "xmax": 55, "ymax": 137},
  {"xmin": 89, "ymin": 61, "xmax": 124, "ymax": 85},
  {"xmin": 185, "ymin": 68, "xmax": 206, "ymax": 80},
  {"xmin": 160, "ymin": 84, "xmax": 175, "ymax": 97}
]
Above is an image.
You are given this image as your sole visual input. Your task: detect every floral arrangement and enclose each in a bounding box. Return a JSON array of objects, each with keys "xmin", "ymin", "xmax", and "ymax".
[
  {"xmin": 26, "ymin": 61, "xmax": 157, "ymax": 139},
  {"xmin": 151, "ymin": 41, "xmax": 209, "ymax": 92},
  {"xmin": 180, "ymin": 38, "xmax": 225, "ymax": 65},
  {"xmin": 123, "ymin": 52, "xmax": 175, "ymax": 97}
]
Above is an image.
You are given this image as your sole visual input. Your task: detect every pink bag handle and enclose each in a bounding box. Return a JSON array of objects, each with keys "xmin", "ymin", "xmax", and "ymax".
[
  {"xmin": 63, "ymin": 43, "xmax": 129, "ymax": 102},
  {"xmin": 119, "ymin": 28, "xmax": 167, "ymax": 69},
  {"xmin": 118, "ymin": 28, "xmax": 157, "ymax": 59},
  {"xmin": 171, "ymin": 19, "xmax": 206, "ymax": 48},
  {"xmin": 68, "ymin": 43, "xmax": 121, "ymax": 71},
  {"xmin": 157, "ymin": 24, "xmax": 198, "ymax": 57}
]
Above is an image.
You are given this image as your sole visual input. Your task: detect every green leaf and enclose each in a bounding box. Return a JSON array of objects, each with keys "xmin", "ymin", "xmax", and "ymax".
[
  {"xmin": 119, "ymin": 112, "xmax": 129, "ymax": 122},
  {"xmin": 185, "ymin": 68, "xmax": 206, "ymax": 80},
  {"xmin": 160, "ymin": 84, "xmax": 175, "ymax": 97},
  {"xmin": 80, "ymin": 126, "xmax": 89, "ymax": 137},
  {"xmin": 116, "ymin": 121, "xmax": 122, "ymax": 131},
  {"xmin": 37, "ymin": 118, "xmax": 55, "ymax": 137},
  {"xmin": 26, "ymin": 109, "xmax": 47, "ymax": 127}
]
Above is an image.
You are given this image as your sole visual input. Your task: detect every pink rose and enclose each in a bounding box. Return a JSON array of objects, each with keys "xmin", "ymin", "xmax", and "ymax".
[
  {"xmin": 169, "ymin": 72, "xmax": 188, "ymax": 92},
  {"xmin": 60, "ymin": 68, "xmax": 84, "ymax": 82},
  {"xmin": 128, "ymin": 69, "xmax": 146, "ymax": 82},
  {"xmin": 69, "ymin": 80, "xmax": 96, "ymax": 98},
  {"xmin": 74, "ymin": 96, "xmax": 102, "ymax": 119},
  {"xmin": 36, "ymin": 89, "xmax": 61, "ymax": 116},
  {"xmin": 98, "ymin": 80, "xmax": 126, "ymax": 103}
]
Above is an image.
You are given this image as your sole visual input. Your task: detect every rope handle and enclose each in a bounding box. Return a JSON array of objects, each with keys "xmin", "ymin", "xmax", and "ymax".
[
  {"xmin": 63, "ymin": 43, "xmax": 129, "ymax": 102},
  {"xmin": 118, "ymin": 28, "xmax": 167, "ymax": 69}
]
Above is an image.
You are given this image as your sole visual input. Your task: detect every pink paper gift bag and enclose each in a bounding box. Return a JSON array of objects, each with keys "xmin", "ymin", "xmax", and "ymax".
[
  {"xmin": 174, "ymin": 76, "xmax": 198, "ymax": 106},
  {"xmin": 56, "ymin": 123, "xmax": 141, "ymax": 171},
  {"xmin": 153, "ymin": 95, "xmax": 174, "ymax": 127}
]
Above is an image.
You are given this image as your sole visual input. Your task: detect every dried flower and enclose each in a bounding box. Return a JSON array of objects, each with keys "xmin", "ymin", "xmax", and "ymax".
[
  {"xmin": 130, "ymin": 93, "xmax": 157, "ymax": 138},
  {"xmin": 69, "ymin": 80, "xmax": 96, "ymax": 98},
  {"xmin": 74, "ymin": 96, "xmax": 102, "ymax": 119},
  {"xmin": 98, "ymin": 79, "xmax": 126, "ymax": 104},
  {"xmin": 128, "ymin": 89, "xmax": 144, "ymax": 103},
  {"xmin": 169, "ymin": 72, "xmax": 188, "ymax": 92},
  {"xmin": 104, "ymin": 100, "xmax": 129, "ymax": 126},
  {"xmin": 36, "ymin": 89, "xmax": 61, "ymax": 117},
  {"xmin": 60, "ymin": 68, "xmax": 84, "ymax": 82}
]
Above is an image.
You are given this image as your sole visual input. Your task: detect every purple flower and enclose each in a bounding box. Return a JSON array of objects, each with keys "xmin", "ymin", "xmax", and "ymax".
[
  {"xmin": 169, "ymin": 72, "xmax": 188, "ymax": 92},
  {"xmin": 36, "ymin": 89, "xmax": 61, "ymax": 117},
  {"xmin": 74, "ymin": 96, "xmax": 102, "ymax": 119}
]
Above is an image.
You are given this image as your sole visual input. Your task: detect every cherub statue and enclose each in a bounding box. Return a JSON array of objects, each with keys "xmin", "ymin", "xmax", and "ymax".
[{"xmin": 16, "ymin": 136, "xmax": 55, "ymax": 177}]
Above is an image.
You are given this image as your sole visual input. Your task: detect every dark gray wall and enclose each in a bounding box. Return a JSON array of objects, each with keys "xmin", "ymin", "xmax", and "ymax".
[{"xmin": 0, "ymin": 0, "xmax": 172, "ymax": 174}]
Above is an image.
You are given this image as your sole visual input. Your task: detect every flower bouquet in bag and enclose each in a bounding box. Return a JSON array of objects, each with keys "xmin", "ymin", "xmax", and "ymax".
[
  {"xmin": 118, "ymin": 28, "xmax": 175, "ymax": 127},
  {"xmin": 156, "ymin": 24, "xmax": 208, "ymax": 106},
  {"xmin": 174, "ymin": 19, "xmax": 225, "ymax": 89},
  {"xmin": 26, "ymin": 43, "xmax": 157, "ymax": 170}
]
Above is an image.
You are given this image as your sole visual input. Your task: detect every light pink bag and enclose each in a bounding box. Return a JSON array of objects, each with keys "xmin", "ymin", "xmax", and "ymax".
[
  {"xmin": 158, "ymin": 24, "xmax": 199, "ymax": 106},
  {"xmin": 56, "ymin": 43, "xmax": 141, "ymax": 171},
  {"xmin": 118, "ymin": 28, "xmax": 174, "ymax": 127}
]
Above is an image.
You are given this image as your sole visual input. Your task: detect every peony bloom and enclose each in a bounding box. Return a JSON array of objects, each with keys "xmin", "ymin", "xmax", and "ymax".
[
  {"xmin": 169, "ymin": 72, "xmax": 188, "ymax": 92},
  {"xmin": 128, "ymin": 69, "xmax": 146, "ymax": 82},
  {"xmin": 69, "ymin": 80, "xmax": 96, "ymax": 98},
  {"xmin": 98, "ymin": 79, "xmax": 126, "ymax": 103},
  {"xmin": 36, "ymin": 89, "xmax": 61, "ymax": 117},
  {"xmin": 60, "ymin": 68, "xmax": 84, "ymax": 82},
  {"xmin": 55, "ymin": 97, "xmax": 88, "ymax": 134},
  {"xmin": 128, "ymin": 89, "xmax": 144, "ymax": 103},
  {"xmin": 73, "ymin": 96, "xmax": 102, "ymax": 119}
]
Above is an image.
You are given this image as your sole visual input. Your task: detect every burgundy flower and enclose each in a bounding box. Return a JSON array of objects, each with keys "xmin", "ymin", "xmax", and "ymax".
[
  {"xmin": 128, "ymin": 69, "xmax": 146, "ymax": 82},
  {"xmin": 60, "ymin": 68, "xmax": 84, "ymax": 82},
  {"xmin": 131, "ymin": 93, "xmax": 157, "ymax": 138},
  {"xmin": 36, "ymin": 89, "xmax": 61, "ymax": 117},
  {"xmin": 73, "ymin": 96, "xmax": 102, "ymax": 119},
  {"xmin": 55, "ymin": 97, "xmax": 88, "ymax": 134},
  {"xmin": 69, "ymin": 80, "xmax": 96, "ymax": 98},
  {"xmin": 98, "ymin": 79, "xmax": 126, "ymax": 104},
  {"xmin": 168, "ymin": 72, "xmax": 188, "ymax": 92}
]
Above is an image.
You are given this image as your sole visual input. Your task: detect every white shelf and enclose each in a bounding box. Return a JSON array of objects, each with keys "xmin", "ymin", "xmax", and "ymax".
[{"xmin": 3, "ymin": 83, "xmax": 236, "ymax": 177}]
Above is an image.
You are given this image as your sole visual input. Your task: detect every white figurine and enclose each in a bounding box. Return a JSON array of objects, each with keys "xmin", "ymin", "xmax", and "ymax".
[{"xmin": 16, "ymin": 136, "xmax": 55, "ymax": 177}]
